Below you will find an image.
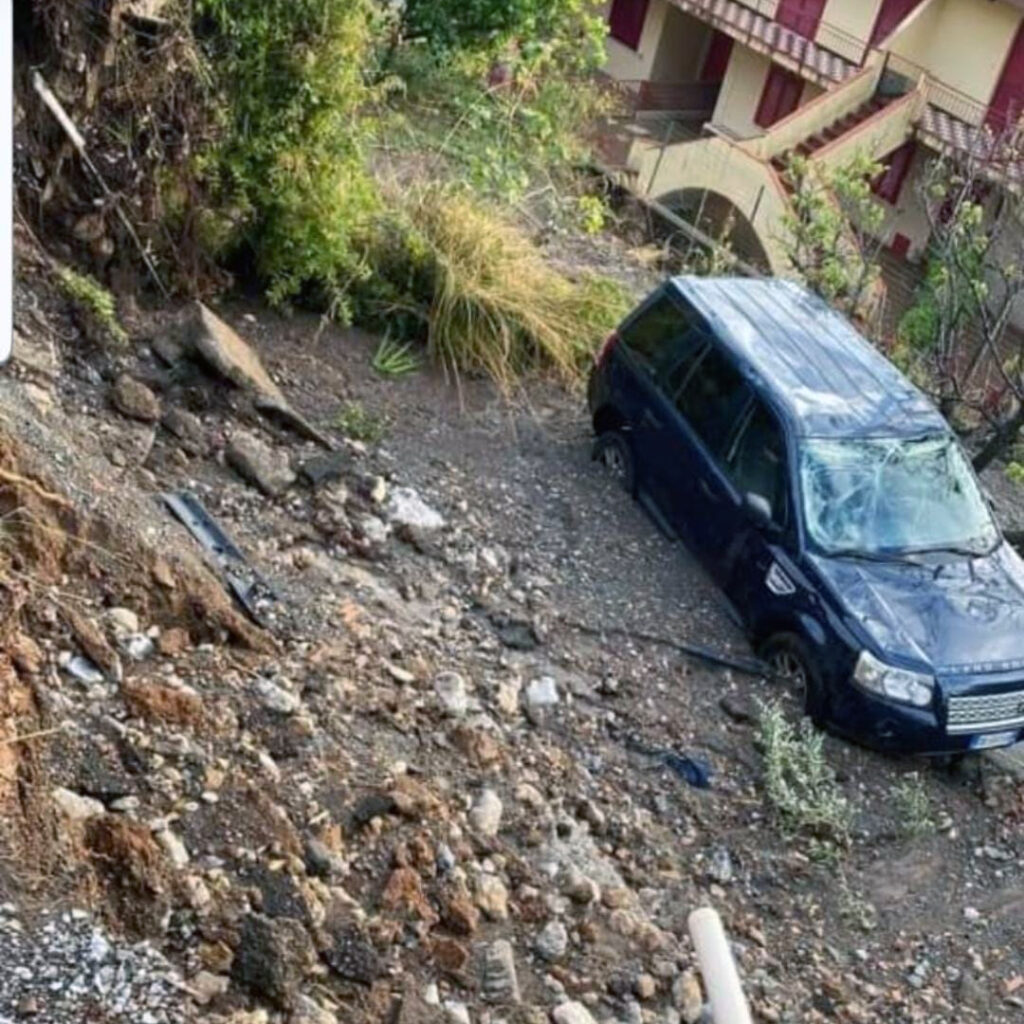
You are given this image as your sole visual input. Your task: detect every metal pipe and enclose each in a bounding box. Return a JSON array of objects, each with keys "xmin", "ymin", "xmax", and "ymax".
[{"xmin": 688, "ymin": 907, "xmax": 754, "ymax": 1024}]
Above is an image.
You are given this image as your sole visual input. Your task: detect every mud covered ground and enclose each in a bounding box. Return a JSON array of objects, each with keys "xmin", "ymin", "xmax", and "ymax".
[{"xmin": 0, "ymin": 262, "xmax": 1021, "ymax": 1024}]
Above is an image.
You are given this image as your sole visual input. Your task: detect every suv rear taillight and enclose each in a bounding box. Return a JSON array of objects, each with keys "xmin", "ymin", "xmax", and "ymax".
[{"xmin": 595, "ymin": 330, "xmax": 620, "ymax": 368}]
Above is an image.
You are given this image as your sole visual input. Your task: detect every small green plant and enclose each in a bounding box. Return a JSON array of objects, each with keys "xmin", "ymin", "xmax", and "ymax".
[
  {"xmin": 758, "ymin": 702, "xmax": 853, "ymax": 862},
  {"xmin": 891, "ymin": 774, "xmax": 935, "ymax": 839},
  {"xmin": 336, "ymin": 401, "xmax": 386, "ymax": 444},
  {"xmin": 372, "ymin": 336, "xmax": 421, "ymax": 378},
  {"xmin": 55, "ymin": 266, "xmax": 129, "ymax": 347},
  {"xmin": 1007, "ymin": 461, "xmax": 1024, "ymax": 485},
  {"xmin": 837, "ymin": 871, "xmax": 878, "ymax": 932},
  {"xmin": 577, "ymin": 194, "xmax": 609, "ymax": 236}
]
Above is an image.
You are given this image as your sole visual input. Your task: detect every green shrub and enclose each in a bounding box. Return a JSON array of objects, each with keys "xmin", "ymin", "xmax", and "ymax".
[
  {"xmin": 758, "ymin": 702, "xmax": 853, "ymax": 861},
  {"xmin": 336, "ymin": 402, "xmax": 386, "ymax": 444},
  {"xmin": 55, "ymin": 266, "xmax": 129, "ymax": 347},
  {"xmin": 891, "ymin": 774, "xmax": 935, "ymax": 839},
  {"xmin": 193, "ymin": 0, "xmax": 381, "ymax": 316}
]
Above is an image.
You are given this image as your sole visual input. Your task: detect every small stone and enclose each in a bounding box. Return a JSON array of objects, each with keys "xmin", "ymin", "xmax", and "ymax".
[
  {"xmin": 52, "ymin": 787, "xmax": 105, "ymax": 821},
  {"xmin": 634, "ymin": 973, "xmax": 657, "ymax": 1001},
  {"xmin": 443, "ymin": 1000, "xmax": 470, "ymax": 1024},
  {"xmin": 476, "ymin": 874, "xmax": 510, "ymax": 921},
  {"xmin": 232, "ymin": 913, "xmax": 315, "ymax": 1010},
  {"xmin": 442, "ymin": 888, "xmax": 480, "ymax": 935},
  {"xmin": 161, "ymin": 406, "xmax": 207, "ymax": 455},
  {"xmin": 305, "ymin": 839, "xmax": 345, "ymax": 879},
  {"xmin": 435, "ymin": 672, "xmax": 469, "ymax": 717},
  {"xmin": 481, "ymin": 940, "xmax": 520, "ymax": 1004},
  {"xmin": 534, "ymin": 920, "xmax": 569, "ymax": 962},
  {"xmin": 525, "ymin": 677, "xmax": 559, "ymax": 709},
  {"xmin": 469, "ymin": 790, "xmax": 503, "ymax": 836},
  {"xmin": 430, "ymin": 936, "xmax": 471, "ymax": 973},
  {"xmin": 112, "ymin": 374, "xmax": 161, "ymax": 422},
  {"xmin": 105, "ymin": 607, "xmax": 140, "ymax": 636},
  {"xmin": 551, "ymin": 1002, "xmax": 597, "ymax": 1024},
  {"xmin": 323, "ymin": 924, "xmax": 381, "ymax": 984},
  {"xmin": 673, "ymin": 970, "xmax": 703, "ymax": 1024},
  {"xmin": 563, "ymin": 866, "xmax": 599, "ymax": 905},
  {"xmin": 156, "ymin": 828, "xmax": 189, "ymax": 869},
  {"xmin": 494, "ymin": 678, "xmax": 521, "ymax": 718},
  {"xmin": 719, "ymin": 693, "xmax": 757, "ymax": 724},
  {"xmin": 64, "ymin": 655, "xmax": 104, "ymax": 685},
  {"xmin": 255, "ymin": 677, "xmax": 301, "ymax": 715},
  {"xmin": 227, "ymin": 431, "xmax": 296, "ymax": 496},
  {"xmin": 189, "ymin": 971, "xmax": 229, "ymax": 1006},
  {"xmin": 386, "ymin": 487, "xmax": 445, "ymax": 531},
  {"xmin": 707, "ymin": 847, "xmax": 734, "ymax": 885},
  {"xmin": 291, "ymin": 994, "xmax": 339, "ymax": 1024}
]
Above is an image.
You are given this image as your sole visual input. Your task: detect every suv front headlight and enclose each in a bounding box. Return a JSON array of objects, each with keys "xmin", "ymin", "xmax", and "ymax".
[{"xmin": 853, "ymin": 650, "xmax": 934, "ymax": 708}]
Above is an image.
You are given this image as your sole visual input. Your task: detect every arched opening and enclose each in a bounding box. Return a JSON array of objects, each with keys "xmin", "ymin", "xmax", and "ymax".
[{"xmin": 655, "ymin": 188, "xmax": 773, "ymax": 275}]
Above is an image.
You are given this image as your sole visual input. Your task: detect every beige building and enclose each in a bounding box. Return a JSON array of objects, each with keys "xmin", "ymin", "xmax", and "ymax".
[{"xmin": 599, "ymin": 0, "xmax": 1024, "ymax": 300}]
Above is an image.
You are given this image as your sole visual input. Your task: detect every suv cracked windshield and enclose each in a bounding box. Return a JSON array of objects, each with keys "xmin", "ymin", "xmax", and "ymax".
[{"xmin": 800, "ymin": 435, "xmax": 1000, "ymax": 558}]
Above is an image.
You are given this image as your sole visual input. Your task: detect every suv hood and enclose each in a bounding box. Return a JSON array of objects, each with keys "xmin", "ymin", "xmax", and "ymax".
[{"xmin": 812, "ymin": 541, "xmax": 1024, "ymax": 675}]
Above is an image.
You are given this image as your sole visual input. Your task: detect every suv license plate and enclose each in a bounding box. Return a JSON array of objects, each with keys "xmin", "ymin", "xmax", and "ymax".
[{"xmin": 970, "ymin": 731, "xmax": 1019, "ymax": 751}]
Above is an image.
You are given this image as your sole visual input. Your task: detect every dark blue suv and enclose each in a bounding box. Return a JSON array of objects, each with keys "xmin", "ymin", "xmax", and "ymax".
[{"xmin": 588, "ymin": 276, "xmax": 1024, "ymax": 755}]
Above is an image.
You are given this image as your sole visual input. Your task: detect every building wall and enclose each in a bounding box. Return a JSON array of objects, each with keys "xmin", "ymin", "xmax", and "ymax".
[
  {"xmin": 889, "ymin": 0, "xmax": 1022, "ymax": 112},
  {"xmin": 710, "ymin": 45, "xmax": 773, "ymax": 137},
  {"xmin": 650, "ymin": 7, "xmax": 712, "ymax": 82},
  {"xmin": 816, "ymin": 0, "xmax": 883, "ymax": 63},
  {"xmin": 873, "ymin": 145, "xmax": 932, "ymax": 260}
]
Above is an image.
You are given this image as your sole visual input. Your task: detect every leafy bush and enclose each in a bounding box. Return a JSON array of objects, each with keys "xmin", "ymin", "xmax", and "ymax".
[
  {"xmin": 370, "ymin": 188, "xmax": 629, "ymax": 393},
  {"xmin": 758, "ymin": 702, "xmax": 853, "ymax": 861},
  {"xmin": 193, "ymin": 0, "xmax": 382, "ymax": 316},
  {"xmin": 336, "ymin": 402, "xmax": 386, "ymax": 444}
]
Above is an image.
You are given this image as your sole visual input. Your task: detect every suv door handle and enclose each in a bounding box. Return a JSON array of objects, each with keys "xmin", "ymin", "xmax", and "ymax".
[{"xmin": 641, "ymin": 409, "xmax": 662, "ymax": 430}]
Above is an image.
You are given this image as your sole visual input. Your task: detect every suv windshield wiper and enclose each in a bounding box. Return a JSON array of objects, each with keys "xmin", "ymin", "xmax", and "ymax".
[
  {"xmin": 904, "ymin": 540, "xmax": 999, "ymax": 558},
  {"xmin": 826, "ymin": 548, "xmax": 923, "ymax": 564}
]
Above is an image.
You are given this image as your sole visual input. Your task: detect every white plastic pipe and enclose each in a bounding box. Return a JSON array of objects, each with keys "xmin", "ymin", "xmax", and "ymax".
[
  {"xmin": 1, "ymin": 5, "xmax": 12, "ymax": 365},
  {"xmin": 688, "ymin": 907, "xmax": 754, "ymax": 1024}
]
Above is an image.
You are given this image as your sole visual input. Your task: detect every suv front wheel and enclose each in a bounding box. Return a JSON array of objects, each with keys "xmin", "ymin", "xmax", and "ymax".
[{"xmin": 761, "ymin": 632, "xmax": 826, "ymax": 725}]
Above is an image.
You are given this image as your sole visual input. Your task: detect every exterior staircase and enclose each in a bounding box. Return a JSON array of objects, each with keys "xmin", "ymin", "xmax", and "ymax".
[{"xmin": 621, "ymin": 57, "xmax": 927, "ymax": 274}]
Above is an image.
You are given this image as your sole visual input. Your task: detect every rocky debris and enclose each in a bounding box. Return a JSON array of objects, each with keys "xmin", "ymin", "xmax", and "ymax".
[
  {"xmin": 435, "ymin": 671, "xmax": 469, "ymax": 717},
  {"xmin": 480, "ymin": 940, "xmax": 520, "ymax": 1004},
  {"xmin": 227, "ymin": 430, "xmax": 297, "ymax": 496},
  {"xmin": 0, "ymin": 909, "xmax": 185, "ymax": 1023},
  {"xmin": 322, "ymin": 923, "xmax": 381, "ymax": 985},
  {"xmin": 189, "ymin": 301, "xmax": 287, "ymax": 404},
  {"xmin": 475, "ymin": 873, "xmax": 510, "ymax": 921},
  {"xmin": 255, "ymin": 676, "xmax": 302, "ymax": 714},
  {"xmin": 111, "ymin": 374, "xmax": 161, "ymax": 422},
  {"xmin": 154, "ymin": 826, "xmax": 189, "ymax": 869},
  {"xmin": 386, "ymin": 487, "xmax": 445, "ymax": 532},
  {"xmin": 232, "ymin": 913, "xmax": 315, "ymax": 1009},
  {"xmin": 534, "ymin": 920, "xmax": 569, "ymax": 962},
  {"xmin": 673, "ymin": 970, "xmax": 704, "ymax": 1023},
  {"xmin": 468, "ymin": 789, "xmax": 503, "ymax": 836},
  {"xmin": 52, "ymin": 787, "xmax": 105, "ymax": 820},
  {"xmin": 63, "ymin": 607, "xmax": 121, "ymax": 679},
  {"xmin": 551, "ymin": 1002, "xmax": 598, "ymax": 1024},
  {"xmin": 161, "ymin": 406, "xmax": 207, "ymax": 455}
]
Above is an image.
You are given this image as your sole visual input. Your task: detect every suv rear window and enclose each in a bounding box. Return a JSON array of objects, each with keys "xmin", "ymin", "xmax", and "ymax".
[{"xmin": 619, "ymin": 293, "xmax": 700, "ymax": 376}]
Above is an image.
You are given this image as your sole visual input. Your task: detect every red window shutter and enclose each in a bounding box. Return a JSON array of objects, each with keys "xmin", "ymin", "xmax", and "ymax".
[
  {"xmin": 755, "ymin": 66, "xmax": 804, "ymax": 128},
  {"xmin": 608, "ymin": 0, "xmax": 650, "ymax": 51},
  {"xmin": 700, "ymin": 31, "xmax": 733, "ymax": 83},
  {"xmin": 776, "ymin": 0, "xmax": 827, "ymax": 39},
  {"xmin": 870, "ymin": 0, "xmax": 928, "ymax": 47},
  {"xmin": 987, "ymin": 21, "xmax": 1024, "ymax": 132},
  {"xmin": 871, "ymin": 140, "xmax": 916, "ymax": 204},
  {"xmin": 890, "ymin": 233, "xmax": 912, "ymax": 260}
]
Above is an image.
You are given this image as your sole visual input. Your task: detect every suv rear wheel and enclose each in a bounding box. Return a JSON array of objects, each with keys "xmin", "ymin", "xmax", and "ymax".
[
  {"xmin": 761, "ymin": 633, "xmax": 826, "ymax": 725},
  {"xmin": 594, "ymin": 430, "xmax": 635, "ymax": 496}
]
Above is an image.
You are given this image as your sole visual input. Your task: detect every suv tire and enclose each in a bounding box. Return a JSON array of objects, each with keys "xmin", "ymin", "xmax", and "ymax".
[{"xmin": 761, "ymin": 632, "xmax": 827, "ymax": 726}]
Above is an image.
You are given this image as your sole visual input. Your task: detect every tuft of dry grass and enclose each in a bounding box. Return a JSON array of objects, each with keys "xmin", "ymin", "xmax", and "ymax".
[{"xmin": 401, "ymin": 189, "xmax": 631, "ymax": 394}]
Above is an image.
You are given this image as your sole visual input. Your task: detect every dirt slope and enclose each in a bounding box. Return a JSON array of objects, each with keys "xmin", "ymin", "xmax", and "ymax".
[{"xmin": 1, "ymin": 257, "xmax": 1022, "ymax": 1024}]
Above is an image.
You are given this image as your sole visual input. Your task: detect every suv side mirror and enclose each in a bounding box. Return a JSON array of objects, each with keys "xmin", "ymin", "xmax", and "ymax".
[{"xmin": 744, "ymin": 492, "xmax": 778, "ymax": 533}]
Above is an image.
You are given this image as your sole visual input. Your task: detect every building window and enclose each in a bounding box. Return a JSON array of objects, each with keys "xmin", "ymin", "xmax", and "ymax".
[
  {"xmin": 871, "ymin": 140, "xmax": 916, "ymax": 205},
  {"xmin": 608, "ymin": 0, "xmax": 650, "ymax": 51},
  {"xmin": 700, "ymin": 31, "xmax": 734, "ymax": 83},
  {"xmin": 754, "ymin": 65, "xmax": 804, "ymax": 129}
]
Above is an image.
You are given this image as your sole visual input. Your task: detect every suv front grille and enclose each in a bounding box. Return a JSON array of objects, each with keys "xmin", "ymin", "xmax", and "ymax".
[{"xmin": 946, "ymin": 689, "xmax": 1024, "ymax": 734}]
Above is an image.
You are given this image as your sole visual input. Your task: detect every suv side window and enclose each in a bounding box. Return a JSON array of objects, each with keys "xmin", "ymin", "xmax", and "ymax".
[
  {"xmin": 725, "ymin": 399, "xmax": 788, "ymax": 525},
  {"xmin": 619, "ymin": 292, "xmax": 701, "ymax": 377},
  {"xmin": 674, "ymin": 344, "xmax": 751, "ymax": 459}
]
